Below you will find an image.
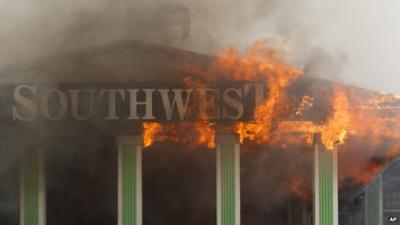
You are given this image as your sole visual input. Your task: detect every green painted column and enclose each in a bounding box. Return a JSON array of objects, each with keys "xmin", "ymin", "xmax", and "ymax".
[
  {"xmin": 117, "ymin": 136, "xmax": 142, "ymax": 225},
  {"xmin": 365, "ymin": 175, "xmax": 383, "ymax": 225},
  {"xmin": 20, "ymin": 148, "xmax": 46, "ymax": 225},
  {"xmin": 216, "ymin": 133, "xmax": 240, "ymax": 225},
  {"xmin": 313, "ymin": 134, "xmax": 338, "ymax": 225}
]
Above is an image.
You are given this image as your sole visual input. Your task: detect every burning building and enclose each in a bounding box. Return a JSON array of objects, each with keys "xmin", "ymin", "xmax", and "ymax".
[{"xmin": 0, "ymin": 39, "xmax": 399, "ymax": 225}]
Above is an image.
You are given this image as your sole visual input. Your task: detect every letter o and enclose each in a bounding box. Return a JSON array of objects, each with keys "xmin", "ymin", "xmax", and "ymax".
[{"xmin": 40, "ymin": 89, "xmax": 68, "ymax": 120}]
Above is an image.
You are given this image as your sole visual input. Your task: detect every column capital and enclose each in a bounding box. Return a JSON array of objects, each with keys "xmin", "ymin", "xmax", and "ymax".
[
  {"xmin": 313, "ymin": 132, "xmax": 321, "ymax": 145},
  {"xmin": 116, "ymin": 135, "xmax": 142, "ymax": 145},
  {"xmin": 215, "ymin": 132, "xmax": 239, "ymax": 144}
]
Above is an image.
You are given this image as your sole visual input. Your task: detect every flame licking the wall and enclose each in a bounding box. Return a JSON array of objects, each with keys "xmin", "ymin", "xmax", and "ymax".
[
  {"xmin": 232, "ymin": 42, "xmax": 302, "ymax": 144},
  {"xmin": 269, "ymin": 88, "xmax": 351, "ymax": 150},
  {"xmin": 143, "ymin": 41, "xmax": 306, "ymax": 148},
  {"xmin": 295, "ymin": 95, "xmax": 314, "ymax": 116},
  {"xmin": 143, "ymin": 122, "xmax": 163, "ymax": 147},
  {"xmin": 140, "ymin": 40, "xmax": 400, "ymax": 191},
  {"xmin": 142, "ymin": 40, "xmax": 400, "ymax": 160},
  {"xmin": 142, "ymin": 76, "xmax": 217, "ymax": 148},
  {"xmin": 319, "ymin": 89, "xmax": 351, "ymax": 149},
  {"xmin": 143, "ymin": 121, "xmax": 215, "ymax": 148},
  {"xmin": 211, "ymin": 40, "xmax": 351, "ymax": 150}
]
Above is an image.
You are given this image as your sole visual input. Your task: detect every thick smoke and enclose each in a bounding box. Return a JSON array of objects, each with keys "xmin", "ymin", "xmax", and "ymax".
[
  {"xmin": 0, "ymin": 0, "xmax": 347, "ymax": 80},
  {"xmin": 1, "ymin": 0, "xmax": 399, "ymax": 93}
]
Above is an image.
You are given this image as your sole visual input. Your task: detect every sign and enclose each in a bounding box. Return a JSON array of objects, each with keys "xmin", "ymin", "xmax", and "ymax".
[{"xmin": 8, "ymin": 82, "xmax": 264, "ymax": 122}]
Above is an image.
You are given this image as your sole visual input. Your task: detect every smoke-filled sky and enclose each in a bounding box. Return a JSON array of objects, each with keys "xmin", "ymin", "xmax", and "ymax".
[{"xmin": 0, "ymin": 0, "xmax": 399, "ymax": 93}]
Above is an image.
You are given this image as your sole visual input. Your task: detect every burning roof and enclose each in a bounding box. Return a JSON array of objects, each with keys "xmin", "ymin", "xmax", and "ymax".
[{"xmin": 0, "ymin": 39, "xmax": 399, "ymax": 198}]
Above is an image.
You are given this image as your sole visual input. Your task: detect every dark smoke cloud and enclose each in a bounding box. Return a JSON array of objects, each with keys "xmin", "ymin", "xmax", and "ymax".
[
  {"xmin": 0, "ymin": 0, "xmax": 345, "ymax": 80},
  {"xmin": 1, "ymin": 0, "xmax": 399, "ymax": 93}
]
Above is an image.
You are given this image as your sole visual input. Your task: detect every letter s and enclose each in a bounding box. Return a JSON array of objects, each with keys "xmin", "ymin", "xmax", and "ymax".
[
  {"xmin": 222, "ymin": 88, "xmax": 244, "ymax": 120},
  {"xmin": 12, "ymin": 85, "xmax": 38, "ymax": 121}
]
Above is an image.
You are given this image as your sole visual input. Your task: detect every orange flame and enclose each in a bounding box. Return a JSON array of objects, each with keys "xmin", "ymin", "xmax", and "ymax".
[
  {"xmin": 143, "ymin": 41, "xmax": 302, "ymax": 148},
  {"xmin": 143, "ymin": 122, "xmax": 164, "ymax": 147},
  {"xmin": 227, "ymin": 41, "xmax": 303, "ymax": 144},
  {"xmin": 257, "ymin": 88, "xmax": 351, "ymax": 150},
  {"xmin": 142, "ymin": 122, "xmax": 215, "ymax": 148},
  {"xmin": 142, "ymin": 40, "xmax": 400, "ymax": 159},
  {"xmin": 320, "ymin": 89, "xmax": 351, "ymax": 149},
  {"xmin": 139, "ymin": 40, "xmax": 400, "ymax": 194},
  {"xmin": 295, "ymin": 96, "xmax": 314, "ymax": 116}
]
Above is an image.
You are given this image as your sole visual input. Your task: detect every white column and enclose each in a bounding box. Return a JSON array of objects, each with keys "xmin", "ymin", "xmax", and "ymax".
[
  {"xmin": 117, "ymin": 135, "xmax": 142, "ymax": 225},
  {"xmin": 216, "ymin": 132, "xmax": 240, "ymax": 225},
  {"xmin": 20, "ymin": 148, "xmax": 46, "ymax": 225},
  {"xmin": 313, "ymin": 133, "xmax": 338, "ymax": 225}
]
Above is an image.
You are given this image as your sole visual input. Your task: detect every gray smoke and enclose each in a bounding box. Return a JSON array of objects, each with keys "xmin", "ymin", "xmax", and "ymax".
[
  {"xmin": 2, "ymin": 0, "xmax": 398, "ymax": 93},
  {"xmin": 1, "ymin": 0, "xmax": 398, "ymax": 92}
]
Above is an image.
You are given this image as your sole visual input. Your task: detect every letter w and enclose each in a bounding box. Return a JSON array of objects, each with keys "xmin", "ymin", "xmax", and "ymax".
[{"xmin": 159, "ymin": 89, "xmax": 192, "ymax": 120}]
